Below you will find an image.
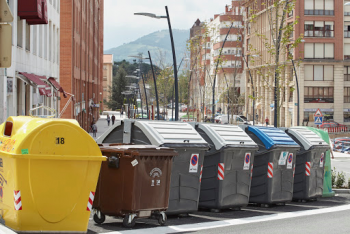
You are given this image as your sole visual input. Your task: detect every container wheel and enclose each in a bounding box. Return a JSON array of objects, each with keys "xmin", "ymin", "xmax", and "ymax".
[
  {"xmin": 93, "ymin": 212, "xmax": 106, "ymax": 224},
  {"xmin": 123, "ymin": 215, "xmax": 136, "ymax": 228},
  {"xmin": 158, "ymin": 213, "xmax": 167, "ymax": 226}
]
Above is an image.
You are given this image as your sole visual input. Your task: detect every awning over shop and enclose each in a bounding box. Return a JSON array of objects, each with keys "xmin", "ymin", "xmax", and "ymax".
[
  {"xmin": 38, "ymin": 75, "xmax": 52, "ymax": 97},
  {"xmin": 19, "ymin": 72, "xmax": 51, "ymax": 97},
  {"xmin": 48, "ymin": 77, "xmax": 67, "ymax": 98}
]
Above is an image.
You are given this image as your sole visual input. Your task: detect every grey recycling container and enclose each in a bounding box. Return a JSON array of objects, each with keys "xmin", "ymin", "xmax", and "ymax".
[
  {"xmin": 96, "ymin": 119, "xmax": 209, "ymax": 215},
  {"xmin": 190, "ymin": 123, "xmax": 259, "ymax": 211},
  {"xmin": 284, "ymin": 127, "xmax": 329, "ymax": 201},
  {"xmin": 242, "ymin": 126, "xmax": 300, "ymax": 205}
]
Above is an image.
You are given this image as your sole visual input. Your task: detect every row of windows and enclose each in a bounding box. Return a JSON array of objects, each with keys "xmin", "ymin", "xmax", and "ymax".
[
  {"xmin": 304, "ymin": 0, "xmax": 334, "ymax": 15},
  {"xmin": 304, "ymin": 43, "xmax": 334, "ymax": 59},
  {"xmin": 16, "ymin": 18, "xmax": 59, "ymax": 64},
  {"xmin": 304, "ymin": 21, "xmax": 334, "ymax": 38}
]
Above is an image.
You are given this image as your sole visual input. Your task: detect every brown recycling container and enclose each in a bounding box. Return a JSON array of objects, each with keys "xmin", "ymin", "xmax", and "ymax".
[{"xmin": 93, "ymin": 144, "xmax": 177, "ymax": 228}]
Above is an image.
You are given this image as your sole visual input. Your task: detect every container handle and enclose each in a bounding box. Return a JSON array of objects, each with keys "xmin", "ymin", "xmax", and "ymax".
[{"xmin": 29, "ymin": 105, "xmax": 57, "ymax": 118}]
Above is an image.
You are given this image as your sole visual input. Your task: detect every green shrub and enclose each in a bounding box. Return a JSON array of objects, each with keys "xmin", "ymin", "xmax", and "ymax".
[
  {"xmin": 348, "ymin": 178, "xmax": 350, "ymax": 189},
  {"xmin": 336, "ymin": 171, "xmax": 346, "ymax": 188},
  {"xmin": 332, "ymin": 167, "xmax": 336, "ymax": 187}
]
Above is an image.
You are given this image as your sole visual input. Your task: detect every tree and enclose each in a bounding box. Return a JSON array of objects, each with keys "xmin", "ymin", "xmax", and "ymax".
[
  {"xmin": 105, "ymin": 67, "xmax": 129, "ymax": 110},
  {"xmin": 244, "ymin": 0, "xmax": 302, "ymax": 127}
]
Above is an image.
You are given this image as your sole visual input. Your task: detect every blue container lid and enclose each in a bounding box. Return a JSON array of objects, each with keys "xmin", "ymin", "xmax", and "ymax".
[{"xmin": 248, "ymin": 126, "xmax": 298, "ymax": 150}]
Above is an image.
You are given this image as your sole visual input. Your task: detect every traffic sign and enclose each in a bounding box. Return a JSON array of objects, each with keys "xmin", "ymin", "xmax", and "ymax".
[
  {"xmin": 314, "ymin": 108, "xmax": 323, "ymax": 117},
  {"xmin": 314, "ymin": 116, "xmax": 323, "ymax": 125},
  {"xmin": 189, "ymin": 154, "xmax": 199, "ymax": 173}
]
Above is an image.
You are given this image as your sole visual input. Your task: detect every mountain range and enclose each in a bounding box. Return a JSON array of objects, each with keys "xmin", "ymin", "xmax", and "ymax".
[{"xmin": 104, "ymin": 29, "xmax": 190, "ymax": 66}]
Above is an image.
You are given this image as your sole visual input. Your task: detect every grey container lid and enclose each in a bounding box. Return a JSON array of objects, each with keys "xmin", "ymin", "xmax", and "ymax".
[
  {"xmin": 95, "ymin": 120, "xmax": 122, "ymax": 144},
  {"xmin": 134, "ymin": 121, "xmax": 207, "ymax": 146},
  {"xmin": 287, "ymin": 127, "xmax": 329, "ymax": 150},
  {"xmin": 196, "ymin": 123, "xmax": 258, "ymax": 150}
]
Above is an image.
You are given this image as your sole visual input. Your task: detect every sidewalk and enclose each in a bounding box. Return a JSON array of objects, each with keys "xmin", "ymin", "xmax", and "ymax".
[{"xmin": 89, "ymin": 112, "xmax": 126, "ymax": 139}]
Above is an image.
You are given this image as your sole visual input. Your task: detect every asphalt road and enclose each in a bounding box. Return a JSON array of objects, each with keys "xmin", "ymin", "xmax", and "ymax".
[{"xmin": 87, "ymin": 194, "xmax": 350, "ymax": 234}]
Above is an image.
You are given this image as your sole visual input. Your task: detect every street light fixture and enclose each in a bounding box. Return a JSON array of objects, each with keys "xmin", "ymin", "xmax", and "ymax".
[{"xmin": 135, "ymin": 6, "xmax": 179, "ymax": 120}]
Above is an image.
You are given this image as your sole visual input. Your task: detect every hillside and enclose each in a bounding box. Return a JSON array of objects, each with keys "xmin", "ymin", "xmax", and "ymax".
[{"xmin": 104, "ymin": 29, "xmax": 190, "ymax": 66}]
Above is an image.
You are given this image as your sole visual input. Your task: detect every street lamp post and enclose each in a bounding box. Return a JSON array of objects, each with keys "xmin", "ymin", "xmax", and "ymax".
[
  {"xmin": 242, "ymin": 54, "xmax": 258, "ymax": 125},
  {"xmin": 141, "ymin": 73, "xmax": 149, "ymax": 119},
  {"xmin": 212, "ymin": 21, "xmax": 234, "ymax": 122},
  {"xmin": 147, "ymin": 51, "xmax": 160, "ymax": 120},
  {"xmin": 288, "ymin": 51, "xmax": 300, "ymax": 126},
  {"xmin": 135, "ymin": 6, "xmax": 179, "ymax": 120},
  {"xmin": 287, "ymin": 39, "xmax": 304, "ymax": 126}
]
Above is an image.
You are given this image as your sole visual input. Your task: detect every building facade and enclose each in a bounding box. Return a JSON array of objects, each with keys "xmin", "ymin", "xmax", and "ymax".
[
  {"xmin": 60, "ymin": 0, "xmax": 104, "ymax": 130},
  {"xmin": 244, "ymin": 0, "xmax": 348, "ymax": 127},
  {"xmin": 0, "ymin": 0, "xmax": 61, "ymax": 123},
  {"xmin": 102, "ymin": 54, "xmax": 113, "ymax": 111},
  {"xmin": 189, "ymin": 1, "xmax": 244, "ymax": 118}
]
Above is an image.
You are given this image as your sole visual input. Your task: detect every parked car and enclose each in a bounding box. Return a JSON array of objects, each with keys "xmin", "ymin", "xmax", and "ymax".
[
  {"xmin": 219, "ymin": 115, "xmax": 250, "ymax": 125},
  {"xmin": 319, "ymin": 122, "xmax": 347, "ymax": 129},
  {"xmin": 214, "ymin": 115, "xmax": 222, "ymax": 123},
  {"xmin": 154, "ymin": 114, "xmax": 166, "ymax": 120}
]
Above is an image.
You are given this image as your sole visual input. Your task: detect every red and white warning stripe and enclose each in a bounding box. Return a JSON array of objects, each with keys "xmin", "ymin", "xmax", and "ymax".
[
  {"xmin": 86, "ymin": 191, "xmax": 95, "ymax": 211},
  {"xmin": 250, "ymin": 164, "xmax": 254, "ymax": 180},
  {"xmin": 199, "ymin": 165, "xmax": 203, "ymax": 182},
  {"xmin": 218, "ymin": 163, "xmax": 224, "ymax": 180},
  {"xmin": 267, "ymin": 162, "xmax": 273, "ymax": 178},
  {"xmin": 14, "ymin": 190, "xmax": 22, "ymax": 210},
  {"xmin": 293, "ymin": 164, "xmax": 296, "ymax": 178},
  {"xmin": 305, "ymin": 162, "xmax": 311, "ymax": 176}
]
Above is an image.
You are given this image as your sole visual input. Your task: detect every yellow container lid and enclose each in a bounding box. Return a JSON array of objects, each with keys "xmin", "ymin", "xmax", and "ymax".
[{"xmin": 0, "ymin": 116, "xmax": 105, "ymax": 161}]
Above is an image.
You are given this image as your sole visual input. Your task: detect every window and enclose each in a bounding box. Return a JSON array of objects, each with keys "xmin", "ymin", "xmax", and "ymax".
[
  {"xmin": 345, "ymin": 88, "xmax": 350, "ymax": 103},
  {"xmin": 33, "ymin": 26, "xmax": 37, "ymax": 55},
  {"xmin": 345, "ymin": 2, "xmax": 350, "ymax": 16},
  {"xmin": 304, "ymin": 111, "xmax": 334, "ymax": 122},
  {"xmin": 17, "ymin": 17, "xmax": 23, "ymax": 47},
  {"xmin": 344, "ymin": 23, "xmax": 350, "ymax": 38},
  {"xmin": 305, "ymin": 65, "xmax": 334, "ymax": 81},
  {"xmin": 49, "ymin": 21, "xmax": 52, "ymax": 61},
  {"xmin": 304, "ymin": 87, "xmax": 334, "ymax": 103},
  {"xmin": 345, "ymin": 44, "xmax": 350, "ymax": 60},
  {"xmin": 304, "ymin": 43, "xmax": 334, "ymax": 59},
  {"xmin": 305, "ymin": 21, "xmax": 334, "ymax": 37},
  {"xmin": 25, "ymin": 23, "xmax": 30, "ymax": 51},
  {"xmin": 39, "ymin": 25, "xmax": 43, "ymax": 57},
  {"xmin": 304, "ymin": 0, "xmax": 334, "ymax": 15},
  {"xmin": 44, "ymin": 25, "xmax": 47, "ymax": 59},
  {"xmin": 344, "ymin": 66, "xmax": 350, "ymax": 81}
]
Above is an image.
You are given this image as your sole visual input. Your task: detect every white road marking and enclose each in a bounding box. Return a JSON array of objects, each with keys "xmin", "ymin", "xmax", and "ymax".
[
  {"xmin": 0, "ymin": 225, "xmax": 17, "ymax": 234},
  {"xmin": 100, "ymin": 204, "xmax": 350, "ymax": 234}
]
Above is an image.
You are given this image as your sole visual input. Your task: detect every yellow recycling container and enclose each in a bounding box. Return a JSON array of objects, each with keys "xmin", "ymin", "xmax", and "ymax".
[{"xmin": 0, "ymin": 116, "xmax": 106, "ymax": 233}]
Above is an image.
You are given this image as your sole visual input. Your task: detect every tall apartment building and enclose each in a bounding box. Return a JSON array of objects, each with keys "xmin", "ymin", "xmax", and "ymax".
[
  {"xmin": 243, "ymin": 0, "xmax": 349, "ymax": 127},
  {"xmin": 60, "ymin": 0, "xmax": 104, "ymax": 131},
  {"xmin": 0, "ymin": 0, "xmax": 61, "ymax": 122},
  {"xmin": 102, "ymin": 54, "xmax": 113, "ymax": 111},
  {"xmin": 189, "ymin": 1, "xmax": 244, "ymax": 116}
]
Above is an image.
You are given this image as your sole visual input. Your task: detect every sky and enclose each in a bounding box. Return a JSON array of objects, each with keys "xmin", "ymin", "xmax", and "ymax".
[{"xmin": 103, "ymin": 0, "xmax": 231, "ymax": 50}]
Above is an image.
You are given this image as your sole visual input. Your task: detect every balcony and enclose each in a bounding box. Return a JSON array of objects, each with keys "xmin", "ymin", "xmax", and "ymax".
[
  {"xmin": 304, "ymin": 10, "xmax": 334, "ymax": 16},
  {"xmin": 304, "ymin": 30, "xmax": 334, "ymax": 37}
]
